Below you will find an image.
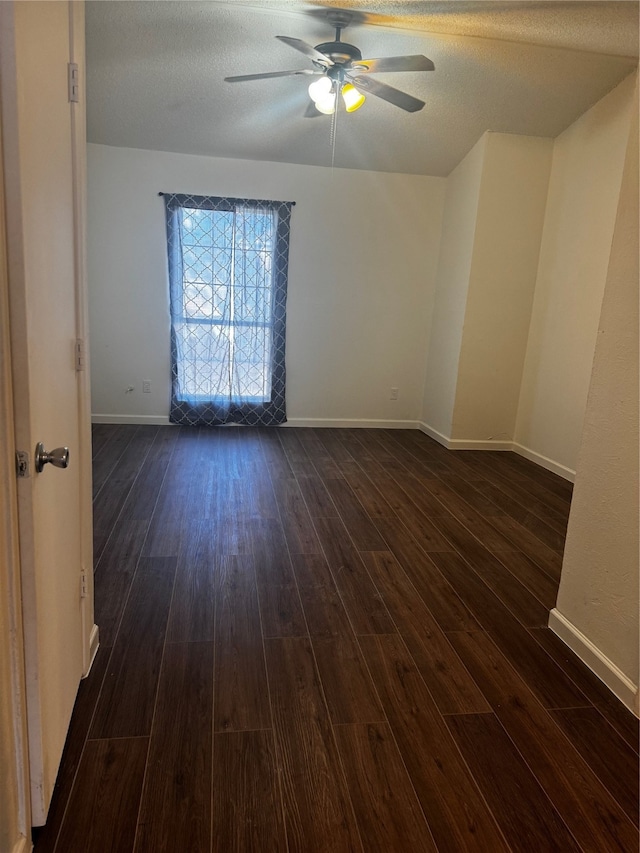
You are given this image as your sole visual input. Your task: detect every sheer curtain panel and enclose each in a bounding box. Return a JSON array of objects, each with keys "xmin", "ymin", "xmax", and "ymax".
[{"xmin": 163, "ymin": 193, "xmax": 293, "ymax": 426}]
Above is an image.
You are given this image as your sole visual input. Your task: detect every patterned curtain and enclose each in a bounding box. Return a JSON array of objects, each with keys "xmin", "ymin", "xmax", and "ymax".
[{"xmin": 163, "ymin": 193, "xmax": 293, "ymax": 426}]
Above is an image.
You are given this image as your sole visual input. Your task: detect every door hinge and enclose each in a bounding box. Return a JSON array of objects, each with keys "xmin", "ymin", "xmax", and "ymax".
[
  {"xmin": 68, "ymin": 62, "xmax": 80, "ymax": 103},
  {"xmin": 80, "ymin": 568, "xmax": 88, "ymax": 599},
  {"xmin": 15, "ymin": 450, "xmax": 30, "ymax": 478},
  {"xmin": 75, "ymin": 338, "xmax": 86, "ymax": 371}
]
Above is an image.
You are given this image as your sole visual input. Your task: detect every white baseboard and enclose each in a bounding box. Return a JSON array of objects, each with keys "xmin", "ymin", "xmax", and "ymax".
[
  {"xmin": 92, "ymin": 413, "xmax": 171, "ymax": 425},
  {"xmin": 549, "ymin": 608, "xmax": 639, "ymax": 715},
  {"xmin": 418, "ymin": 423, "xmax": 574, "ymax": 481},
  {"xmin": 83, "ymin": 624, "xmax": 100, "ymax": 680},
  {"xmin": 417, "ymin": 422, "xmax": 451, "ymax": 447},
  {"xmin": 512, "ymin": 443, "xmax": 575, "ymax": 483},
  {"xmin": 418, "ymin": 422, "xmax": 513, "ymax": 451},
  {"xmin": 285, "ymin": 418, "xmax": 419, "ymax": 429},
  {"xmin": 92, "ymin": 414, "xmax": 418, "ymax": 429},
  {"xmin": 448, "ymin": 438, "xmax": 514, "ymax": 451}
]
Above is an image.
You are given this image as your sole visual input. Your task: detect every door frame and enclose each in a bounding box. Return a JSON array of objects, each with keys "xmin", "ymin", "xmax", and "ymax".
[
  {"xmin": 68, "ymin": 0, "xmax": 97, "ymax": 679},
  {"xmin": 0, "ymin": 65, "xmax": 32, "ymax": 852},
  {"xmin": 0, "ymin": 0, "xmax": 96, "ymax": 833}
]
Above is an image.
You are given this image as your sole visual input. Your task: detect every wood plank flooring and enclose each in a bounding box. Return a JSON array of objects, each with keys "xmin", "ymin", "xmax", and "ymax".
[{"xmin": 34, "ymin": 425, "xmax": 639, "ymax": 852}]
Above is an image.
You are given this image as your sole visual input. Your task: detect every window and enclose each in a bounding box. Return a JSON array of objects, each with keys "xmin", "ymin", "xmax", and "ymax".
[{"xmin": 163, "ymin": 193, "xmax": 293, "ymax": 426}]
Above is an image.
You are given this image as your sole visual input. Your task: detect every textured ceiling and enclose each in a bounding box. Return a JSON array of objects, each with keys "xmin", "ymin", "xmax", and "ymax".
[{"xmin": 86, "ymin": 1, "xmax": 638, "ymax": 176}]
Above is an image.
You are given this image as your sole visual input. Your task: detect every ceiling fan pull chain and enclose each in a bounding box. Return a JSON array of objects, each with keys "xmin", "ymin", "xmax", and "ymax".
[{"xmin": 330, "ymin": 94, "xmax": 338, "ymax": 170}]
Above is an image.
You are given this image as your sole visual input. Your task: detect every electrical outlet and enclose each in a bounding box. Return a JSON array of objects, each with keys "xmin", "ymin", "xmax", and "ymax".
[
  {"xmin": 142, "ymin": 380, "xmax": 151, "ymax": 393},
  {"xmin": 390, "ymin": 387, "xmax": 399, "ymax": 401}
]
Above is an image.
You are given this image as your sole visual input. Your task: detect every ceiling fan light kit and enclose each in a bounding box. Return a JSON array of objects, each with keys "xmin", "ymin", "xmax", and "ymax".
[
  {"xmin": 342, "ymin": 83, "xmax": 366, "ymax": 113},
  {"xmin": 308, "ymin": 75, "xmax": 332, "ymax": 102},
  {"xmin": 308, "ymin": 74, "xmax": 337, "ymax": 114},
  {"xmin": 313, "ymin": 88, "xmax": 337, "ymax": 114},
  {"xmin": 224, "ymin": 11, "xmax": 434, "ymax": 117},
  {"xmin": 308, "ymin": 76, "xmax": 365, "ymax": 115}
]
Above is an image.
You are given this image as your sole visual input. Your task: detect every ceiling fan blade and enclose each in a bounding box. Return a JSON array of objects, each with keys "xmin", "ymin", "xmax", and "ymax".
[
  {"xmin": 304, "ymin": 101, "xmax": 323, "ymax": 118},
  {"xmin": 349, "ymin": 75, "xmax": 425, "ymax": 112},
  {"xmin": 276, "ymin": 36, "xmax": 334, "ymax": 67},
  {"xmin": 225, "ymin": 69, "xmax": 320, "ymax": 83},
  {"xmin": 354, "ymin": 55, "xmax": 435, "ymax": 73}
]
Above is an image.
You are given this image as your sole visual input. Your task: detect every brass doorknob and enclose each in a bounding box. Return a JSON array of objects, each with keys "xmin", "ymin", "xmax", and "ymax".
[{"xmin": 34, "ymin": 443, "xmax": 70, "ymax": 473}]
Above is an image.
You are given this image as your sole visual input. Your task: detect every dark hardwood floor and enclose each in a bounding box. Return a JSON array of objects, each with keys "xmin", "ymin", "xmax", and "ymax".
[{"xmin": 34, "ymin": 425, "xmax": 639, "ymax": 852}]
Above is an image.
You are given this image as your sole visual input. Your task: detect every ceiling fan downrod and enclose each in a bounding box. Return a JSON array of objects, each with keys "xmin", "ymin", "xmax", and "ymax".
[{"xmin": 312, "ymin": 10, "xmax": 363, "ymax": 68}]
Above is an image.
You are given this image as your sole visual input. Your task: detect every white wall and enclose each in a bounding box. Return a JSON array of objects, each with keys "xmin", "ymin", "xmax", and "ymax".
[
  {"xmin": 421, "ymin": 132, "xmax": 553, "ymax": 445},
  {"xmin": 452, "ymin": 133, "xmax": 553, "ymax": 441},
  {"xmin": 552, "ymin": 91, "xmax": 639, "ymax": 711},
  {"xmin": 420, "ymin": 135, "xmax": 486, "ymax": 436},
  {"xmin": 87, "ymin": 144, "xmax": 445, "ymax": 425},
  {"xmin": 515, "ymin": 74, "xmax": 636, "ymax": 472}
]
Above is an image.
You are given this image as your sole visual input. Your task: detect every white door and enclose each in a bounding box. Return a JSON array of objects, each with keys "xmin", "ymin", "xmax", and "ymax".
[{"xmin": 0, "ymin": 0, "xmax": 95, "ymax": 825}]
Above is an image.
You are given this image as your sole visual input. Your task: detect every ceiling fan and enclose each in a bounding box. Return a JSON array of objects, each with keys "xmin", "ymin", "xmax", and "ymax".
[{"xmin": 224, "ymin": 10, "xmax": 434, "ymax": 116}]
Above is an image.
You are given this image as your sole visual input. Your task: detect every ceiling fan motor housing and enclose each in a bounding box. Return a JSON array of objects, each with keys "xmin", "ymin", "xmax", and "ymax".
[{"xmin": 313, "ymin": 41, "xmax": 362, "ymax": 68}]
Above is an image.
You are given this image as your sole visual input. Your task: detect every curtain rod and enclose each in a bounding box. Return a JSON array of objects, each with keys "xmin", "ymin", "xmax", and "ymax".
[{"xmin": 157, "ymin": 192, "xmax": 295, "ymax": 205}]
